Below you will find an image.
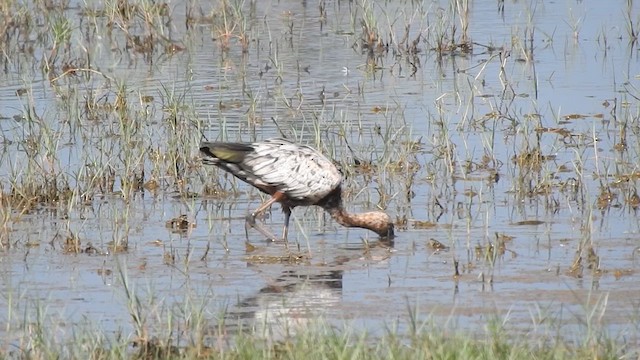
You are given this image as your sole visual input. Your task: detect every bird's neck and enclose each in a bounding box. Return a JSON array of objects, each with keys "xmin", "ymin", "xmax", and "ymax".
[
  {"xmin": 319, "ymin": 188, "xmax": 367, "ymax": 230},
  {"xmin": 318, "ymin": 186, "xmax": 392, "ymax": 237},
  {"xmin": 326, "ymin": 206, "xmax": 384, "ymax": 235},
  {"xmin": 328, "ymin": 206, "xmax": 366, "ymax": 228}
]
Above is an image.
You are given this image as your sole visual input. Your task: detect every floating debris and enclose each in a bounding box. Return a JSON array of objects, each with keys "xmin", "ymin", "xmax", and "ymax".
[
  {"xmin": 512, "ymin": 220, "xmax": 545, "ymax": 226},
  {"xmin": 428, "ymin": 238, "xmax": 448, "ymax": 251},
  {"xmin": 165, "ymin": 215, "xmax": 196, "ymax": 232}
]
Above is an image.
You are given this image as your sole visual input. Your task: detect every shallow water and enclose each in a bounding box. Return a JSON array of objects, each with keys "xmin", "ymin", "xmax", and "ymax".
[{"xmin": 0, "ymin": 0, "xmax": 639, "ymax": 350}]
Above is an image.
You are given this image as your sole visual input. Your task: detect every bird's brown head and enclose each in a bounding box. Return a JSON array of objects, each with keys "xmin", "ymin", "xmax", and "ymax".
[
  {"xmin": 345, "ymin": 210, "xmax": 394, "ymax": 239},
  {"xmin": 371, "ymin": 211, "xmax": 395, "ymax": 239}
]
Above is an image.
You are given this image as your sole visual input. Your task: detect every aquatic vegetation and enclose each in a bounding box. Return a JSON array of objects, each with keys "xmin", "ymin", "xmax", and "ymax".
[{"xmin": 0, "ymin": 0, "xmax": 638, "ymax": 356}]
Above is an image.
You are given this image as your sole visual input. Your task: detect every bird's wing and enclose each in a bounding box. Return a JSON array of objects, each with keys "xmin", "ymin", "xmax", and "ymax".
[{"xmin": 242, "ymin": 138, "xmax": 342, "ymax": 203}]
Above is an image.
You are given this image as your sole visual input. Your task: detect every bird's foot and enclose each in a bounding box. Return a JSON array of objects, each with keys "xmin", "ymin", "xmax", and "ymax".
[
  {"xmin": 283, "ymin": 248, "xmax": 308, "ymax": 263},
  {"xmin": 245, "ymin": 213, "xmax": 280, "ymax": 242},
  {"xmin": 244, "ymin": 241, "xmax": 258, "ymax": 252}
]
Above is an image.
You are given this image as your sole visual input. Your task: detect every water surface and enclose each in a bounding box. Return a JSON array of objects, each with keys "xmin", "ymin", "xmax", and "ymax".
[{"xmin": 0, "ymin": 0, "xmax": 639, "ymax": 350}]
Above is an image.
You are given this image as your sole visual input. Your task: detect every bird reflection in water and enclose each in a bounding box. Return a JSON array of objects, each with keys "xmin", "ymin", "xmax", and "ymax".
[
  {"xmin": 228, "ymin": 268, "xmax": 343, "ymax": 342},
  {"xmin": 224, "ymin": 238, "xmax": 393, "ymax": 342}
]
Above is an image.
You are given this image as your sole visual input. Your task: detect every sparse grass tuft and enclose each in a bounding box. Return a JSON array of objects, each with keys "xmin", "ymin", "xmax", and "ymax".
[{"xmin": 1, "ymin": 299, "xmax": 636, "ymax": 359}]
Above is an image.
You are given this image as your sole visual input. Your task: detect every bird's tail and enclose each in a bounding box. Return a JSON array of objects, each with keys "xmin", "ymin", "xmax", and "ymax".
[{"xmin": 200, "ymin": 142, "xmax": 254, "ymax": 164}]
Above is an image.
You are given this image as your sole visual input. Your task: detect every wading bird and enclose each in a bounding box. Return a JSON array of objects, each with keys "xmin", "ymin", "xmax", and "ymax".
[{"xmin": 200, "ymin": 138, "xmax": 394, "ymax": 242}]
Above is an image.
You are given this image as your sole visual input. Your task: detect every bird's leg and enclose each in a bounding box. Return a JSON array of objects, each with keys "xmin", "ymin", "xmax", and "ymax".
[
  {"xmin": 245, "ymin": 215, "xmax": 279, "ymax": 242},
  {"xmin": 245, "ymin": 192, "xmax": 285, "ymax": 242},
  {"xmin": 282, "ymin": 206, "xmax": 292, "ymax": 249}
]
